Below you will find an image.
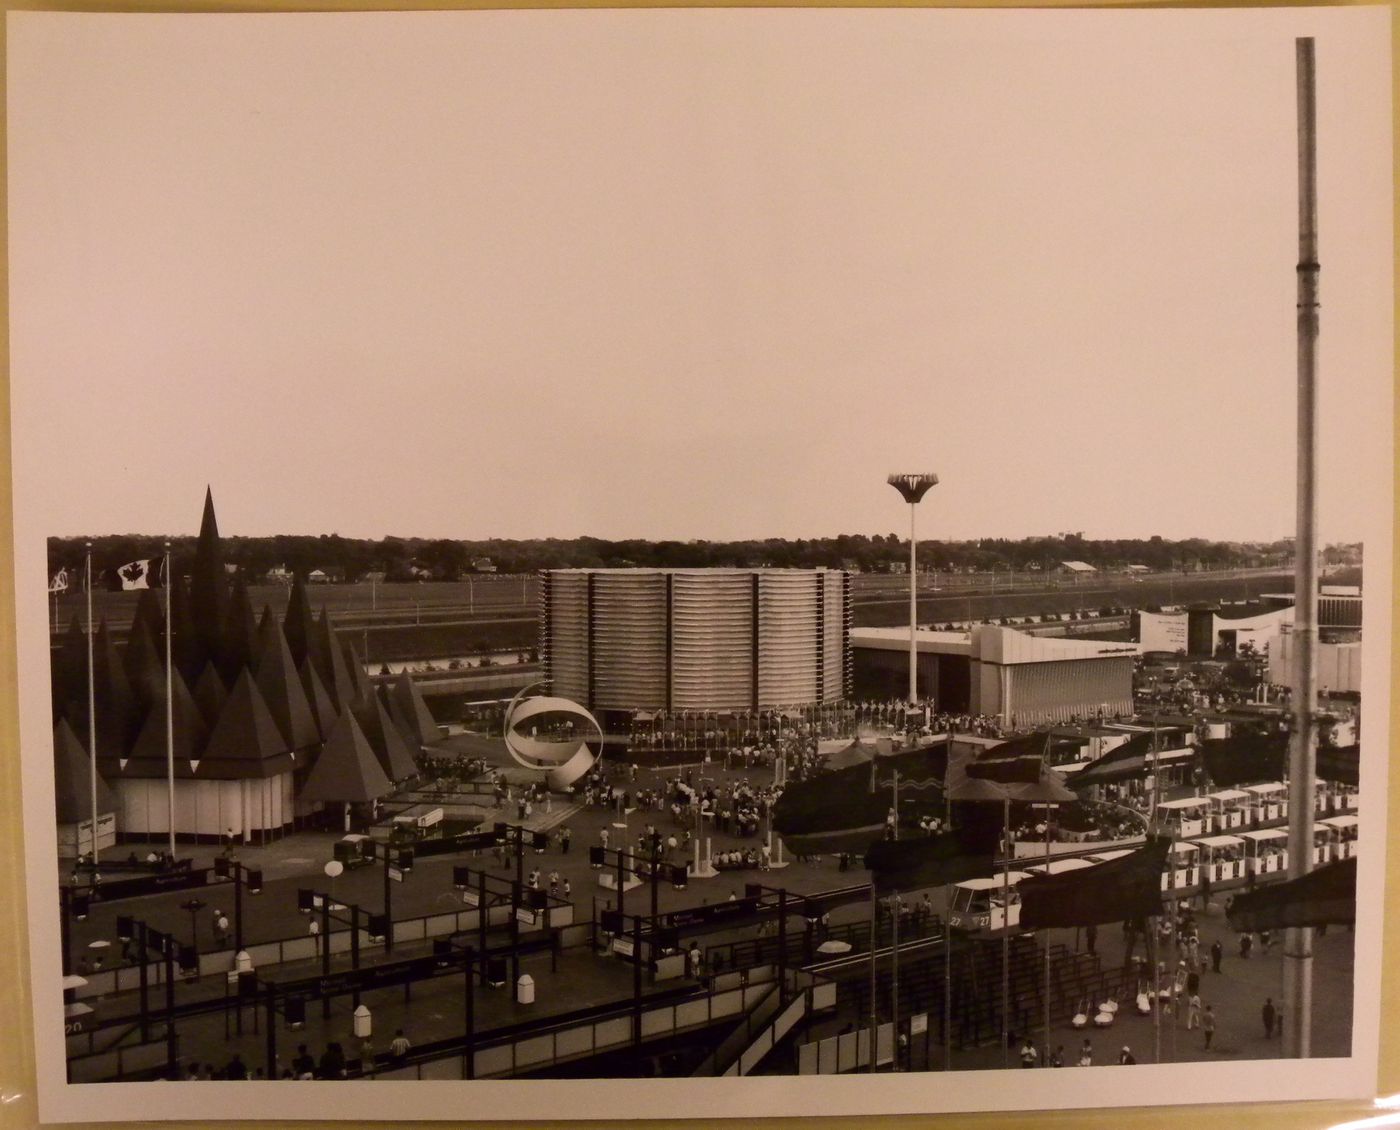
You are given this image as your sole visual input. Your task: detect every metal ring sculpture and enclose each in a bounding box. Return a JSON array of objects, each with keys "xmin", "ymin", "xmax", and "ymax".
[{"xmin": 502, "ymin": 682, "xmax": 603, "ymax": 792}]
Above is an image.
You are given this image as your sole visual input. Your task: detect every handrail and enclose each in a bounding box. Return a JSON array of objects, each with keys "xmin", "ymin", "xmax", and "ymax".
[{"xmin": 691, "ymin": 982, "xmax": 780, "ymax": 1077}]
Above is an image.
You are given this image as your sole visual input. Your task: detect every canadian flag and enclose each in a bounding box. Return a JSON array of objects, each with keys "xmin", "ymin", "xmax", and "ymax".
[{"xmin": 111, "ymin": 557, "xmax": 165, "ymax": 591}]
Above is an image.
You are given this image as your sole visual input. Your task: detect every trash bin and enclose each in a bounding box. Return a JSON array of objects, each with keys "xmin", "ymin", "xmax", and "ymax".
[
  {"xmin": 516, "ymin": 974, "xmax": 535, "ymax": 1005},
  {"xmin": 353, "ymin": 1004, "xmax": 373, "ymax": 1039}
]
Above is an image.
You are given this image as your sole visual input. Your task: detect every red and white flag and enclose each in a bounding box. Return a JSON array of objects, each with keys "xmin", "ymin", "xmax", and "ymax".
[{"xmin": 109, "ymin": 557, "xmax": 165, "ymax": 591}]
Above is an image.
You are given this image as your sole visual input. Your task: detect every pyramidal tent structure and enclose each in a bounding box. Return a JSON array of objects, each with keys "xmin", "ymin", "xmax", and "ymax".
[
  {"xmin": 387, "ymin": 672, "xmax": 444, "ymax": 750},
  {"xmin": 53, "ymin": 716, "xmax": 118, "ymax": 834},
  {"xmin": 58, "ymin": 488, "xmax": 450, "ymax": 853},
  {"xmin": 301, "ymin": 710, "xmax": 393, "ymax": 806}
]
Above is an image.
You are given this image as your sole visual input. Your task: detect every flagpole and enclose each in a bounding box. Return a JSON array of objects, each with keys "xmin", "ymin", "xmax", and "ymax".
[
  {"xmin": 1001, "ymin": 793, "xmax": 1010, "ymax": 1069},
  {"xmin": 1043, "ymin": 808, "xmax": 1052, "ymax": 1066},
  {"xmin": 165, "ymin": 545, "xmax": 175, "ymax": 857},
  {"xmin": 1151, "ymin": 719, "xmax": 1162, "ymax": 1065},
  {"xmin": 86, "ymin": 545, "xmax": 97, "ymax": 862},
  {"xmin": 868, "ymin": 881, "xmax": 879, "ymax": 1073},
  {"xmin": 1284, "ymin": 34, "xmax": 1319, "ymax": 1061},
  {"xmin": 890, "ymin": 769, "xmax": 900, "ymax": 1069}
]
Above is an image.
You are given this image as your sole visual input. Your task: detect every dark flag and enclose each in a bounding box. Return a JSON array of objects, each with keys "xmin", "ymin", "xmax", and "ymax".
[
  {"xmin": 1226, "ymin": 857, "xmax": 1356, "ymax": 932},
  {"xmin": 1019, "ymin": 837, "xmax": 1171, "ymax": 929},
  {"xmin": 1316, "ymin": 744, "xmax": 1360, "ymax": 788},
  {"xmin": 966, "ymin": 731, "xmax": 1047, "ymax": 784},
  {"xmin": 1070, "ymin": 730, "xmax": 1162, "ymax": 790},
  {"xmin": 864, "ymin": 832, "xmax": 996, "ymax": 894},
  {"xmin": 1200, "ymin": 730, "xmax": 1287, "ymax": 787}
]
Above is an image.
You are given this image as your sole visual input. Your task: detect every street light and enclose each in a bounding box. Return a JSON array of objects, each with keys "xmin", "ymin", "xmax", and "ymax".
[{"xmin": 888, "ymin": 473, "xmax": 939, "ymax": 708}]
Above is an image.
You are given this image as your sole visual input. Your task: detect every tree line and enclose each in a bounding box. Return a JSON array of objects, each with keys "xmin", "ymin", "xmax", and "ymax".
[{"xmin": 48, "ymin": 532, "xmax": 1357, "ymax": 584}]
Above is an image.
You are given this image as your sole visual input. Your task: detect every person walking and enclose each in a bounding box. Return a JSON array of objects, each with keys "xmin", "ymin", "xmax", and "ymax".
[
  {"xmin": 561, "ymin": 826, "xmax": 571, "ymax": 854},
  {"xmin": 1078, "ymin": 1039, "xmax": 1093, "ymax": 1067},
  {"xmin": 1203, "ymin": 1005, "xmax": 1216, "ymax": 1050},
  {"xmin": 1262, "ymin": 997, "xmax": 1277, "ymax": 1039},
  {"xmin": 1210, "ymin": 939, "xmax": 1223, "ymax": 974},
  {"xmin": 389, "ymin": 1029, "xmax": 411, "ymax": 1061},
  {"xmin": 1019, "ymin": 1038, "xmax": 1039, "ymax": 1068},
  {"xmin": 1187, "ymin": 992, "xmax": 1202, "ymax": 1030},
  {"xmin": 1118, "ymin": 1046, "xmax": 1136, "ymax": 1065}
]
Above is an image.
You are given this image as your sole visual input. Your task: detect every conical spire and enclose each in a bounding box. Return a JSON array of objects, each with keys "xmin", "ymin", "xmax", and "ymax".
[
  {"xmin": 169, "ymin": 573, "xmax": 203, "ymax": 680},
  {"xmin": 315, "ymin": 610, "xmax": 359, "ymax": 712},
  {"xmin": 387, "ymin": 672, "xmax": 443, "ymax": 748},
  {"xmin": 51, "ymin": 616, "xmax": 88, "ymax": 724},
  {"xmin": 192, "ymin": 662, "xmax": 228, "ymax": 726},
  {"xmin": 342, "ymin": 638, "xmax": 375, "ymax": 708},
  {"xmin": 253, "ymin": 614, "xmax": 320, "ymax": 751},
  {"xmin": 355, "ymin": 689, "xmax": 419, "ymax": 783},
  {"xmin": 126, "ymin": 666, "xmax": 206, "ymax": 776},
  {"xmin": 300, "ymin": 711, "xmax": 391, "ymax": 804},
  {"xmin": 216, "ymin": 576, "xmax": 259, "ymax": 681},
  {"xmin": 190, "ymin": 486, "xmax": 229, "ymax": 665},
  {"xmin": 130, "ymin": 588, "xmax": 166, "ymax": 656},
  {"xmin": 298, "ymin": 657, "xmax": 338, "ymax": 741},
  {"xmin": 94, "ymin": 618, "xmax": 138, "ymax": 766},
  {"xmin": 122, "ymin": 619, "xmax": 165, "ymax": 711},
  {"xmin": 53, "ymin": 717, "xmax": 118, "ymax": 824},
  {"xmin": 284, "ymin": 577, "xmax": 316, "ymax": 669},
  {"xmin": 198, "ymin": 669, "xmax": 295, "ymax": 779}
]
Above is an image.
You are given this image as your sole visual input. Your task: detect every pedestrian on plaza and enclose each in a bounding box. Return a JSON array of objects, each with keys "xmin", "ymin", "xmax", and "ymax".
[
  {"xmin": 1187, "ymin": 992, "xmax": 1202, "ymax": 1029},
  {"xmin": 308, "ymin": 916, "xmax": 321, "ymax": 954},
  {"xmin": 1203, "ymin": 1005, "xmax": 1216, "ymax": 1050},
  {"xmin": 224, "ymin": 1053, "xmax": 249, "ymax": 1080},
  {"xmin": 563, "ymin": 878, "xmax": 572, "ymax": 900},
  {"xmin": 561, "ymin": 826, "xmax": 571, "ymax": 854},
  {"xmin": 389, "ymin": 1029, "xmax": 411, "ymax": 1061},
  {"xmin": 1186, "ymin": 969, "xmax": 1200, "ymax": 996},
  {"xmin": 1118, "ymin": 1046, "xmax": 1136, "ymax": 1065},
  {"xmin": 1019, "ymin": 1038, "xmax": 1039, "ymax": 1068},
  {"xmin": 292, "ymin": 1044, "xmax": 315, "ymax": 1078},
  {"xmin": 1210, "ymin": 939, "xmax": 1223, "ymax": 974},
  {"xmin": 1078, "ymin": 1039, "xmax": 1093, "ymax": 1067},
  {"xmin": 1259, "ymin": 929, "xmax": 1273, "ymax": 953},
  {"xmin": 318, "ymin": 1042, "xmax": 346, "ymax": 1079},
  {"xmin": 1050, "ymin": 1045, "xmax": 1064, "ymax": 1067},
  {"xmin": 549, "ymin": 870, "xmax": 559, "ymax": 896},
  {"xmin": 600, "ymin": 828, "xmax": 610, "ymax": 850},
  {"xmin": 1239, "ymin": 932, "xmax": 1253, "ymax": 960},
  {"xmin": 1262, "ymin": 997, "xmax": 1277, "ymax": 1039},
  {"xmin": 214, "ymin": 910, "xmax": 230, "ymax": 948}
]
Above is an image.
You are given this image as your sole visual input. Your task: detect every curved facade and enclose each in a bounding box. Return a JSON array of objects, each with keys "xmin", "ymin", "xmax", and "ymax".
[{"xmin": 540, "ymin": 568, "xmax": 850, "ymax": 713}]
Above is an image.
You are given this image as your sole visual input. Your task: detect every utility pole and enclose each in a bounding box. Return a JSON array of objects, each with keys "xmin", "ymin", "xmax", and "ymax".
[{"xmin": 1284, "ymin": 35, "xmax": 1320, "ymax": 1060}]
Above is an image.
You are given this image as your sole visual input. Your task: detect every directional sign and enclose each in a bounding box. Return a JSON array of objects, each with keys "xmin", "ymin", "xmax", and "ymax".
[
  {"xmin": 387, "ymin": 866, "xmax": 404, "ymax": 883},
  {"xmin": 910, "ymin": 1013, "xmax": 928, "ymax": 1036}
]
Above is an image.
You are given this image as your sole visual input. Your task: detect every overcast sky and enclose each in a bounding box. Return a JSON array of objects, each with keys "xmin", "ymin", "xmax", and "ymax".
[{"xmin": 8, "ymin": 8, "xmax": 1391, "ymax": 546}]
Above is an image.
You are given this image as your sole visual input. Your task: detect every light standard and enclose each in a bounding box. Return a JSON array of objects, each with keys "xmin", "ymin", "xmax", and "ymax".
[{"xmin": 888, "ymin": 473, "xmax": 939, "ymax": 708}]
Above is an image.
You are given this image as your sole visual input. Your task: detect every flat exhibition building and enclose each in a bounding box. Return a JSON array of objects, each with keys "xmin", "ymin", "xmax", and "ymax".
[
  {"xmin": 539, "ymin": 568, "xmax": 850, "ymax": 715},
  {"xmin": 851, "ymin": 624, "xmax": 1136, "ymax": 726}
]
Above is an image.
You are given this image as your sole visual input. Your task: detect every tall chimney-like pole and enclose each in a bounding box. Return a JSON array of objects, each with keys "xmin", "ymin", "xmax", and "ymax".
[
  {"xmin": 887, "ymin": 474, "xmax": 939, "ymax": 709},
  {"xmin": 1284, "ymin": 35, "xmax": 1319, "ymax": 1060}
]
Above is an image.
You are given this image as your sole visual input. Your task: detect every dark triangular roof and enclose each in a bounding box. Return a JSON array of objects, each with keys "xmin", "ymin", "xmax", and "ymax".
[
  {"xmin": 298, "ymin": 657, "xmax": 338, "ymax": 741},
  {"xmin": 342, "ymin": 638, "xmax": 375, "ymax": 708},
  {"xmin": 82, "ymin": 618, "xmax": 139, "ymax": 767},
  {"xmin": 387, "ymin": 673, "xmax": 443, "ymax": 748},
  {"xmin": 198, "ymin": 668, "xmax": 295, "ymax": 779},
  {"xmin": 218, "ymin": 577, "xmax": 259, "ymax": 682},
  {"xmin": 314, "ymin": 610, "xmax": 358, "ymax": 712},
  {"xmin": 192, "ymin": 662, "xmax": 228, "ymax": 726},
  {"xmin": 190, "ymin": 486, "xmax": 229, "ymax": 665},
  {"xmin": 125, "ymin": 667, "xmax": 206, "ymax": 777},
  {"xmin": 355, "ymin": 690, "xmax": 419, "ymax": 782},
  {"xmin": 169, "ymin": 574, "xmax": 203, "ymax": 681},
  {"xmin": 130, "ymin": 588, "xmax": 166, "ymax": 656},
  {"xmin": 123, "ymin": 620, "xmax": 165, "ymax": 712},
  {"xmin": 284, "ymin": 578, "xmax": 315, "ymax": 669},
  {"xmin": 299, "ymin": 710, "xmax": 392, "ymax": 803},
  {"xmin": 51, "ymin": 616, "xmax": 88, "ymax": 725},
  {"xmin": 253, "ymin": 615, "xmax": 320, "ymax": 751},
  {"xmin": 53, "ymin": 717, "xmax": 118, "ymax": 824}
]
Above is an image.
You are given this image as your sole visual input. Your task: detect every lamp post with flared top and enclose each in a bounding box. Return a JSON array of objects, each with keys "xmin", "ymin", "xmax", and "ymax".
[{"xmin": 887, "ymin": 473, "xmax": 939, "ymax": 710}]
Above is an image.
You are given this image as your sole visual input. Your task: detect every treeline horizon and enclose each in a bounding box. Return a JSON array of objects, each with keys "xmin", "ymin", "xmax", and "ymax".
[{"xmin": 47, "ymin": 531, "xmax": 1360, "ymax": 584}]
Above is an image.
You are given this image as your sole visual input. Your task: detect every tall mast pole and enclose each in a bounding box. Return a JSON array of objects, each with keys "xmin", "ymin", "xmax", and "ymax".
[
  {"xmin": 887, "ymin": 474, "xmax": 939, "ymax": 711},
  {"xmin": 165, "ymin": 544, "xmax": 176, "ymax": 857},
  {"xmin": 1284, "ymin": 35, "xmax": 1320, "ymax": 1060},
  {"xmin": 86, "ymin": 545, "xmax": 97, "ymax": 861}
]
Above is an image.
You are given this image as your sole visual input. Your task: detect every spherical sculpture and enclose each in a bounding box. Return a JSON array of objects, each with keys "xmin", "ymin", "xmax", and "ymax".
[{"xmin": 502, "ymin": 683, "xmax": 603, "ymax": 792}]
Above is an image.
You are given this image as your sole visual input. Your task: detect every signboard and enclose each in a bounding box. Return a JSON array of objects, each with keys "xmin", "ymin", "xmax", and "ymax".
[
  {"xmin": 515, "ymin": 907, "xmax": 537, "ymax": 926},
  {"xmin": 461, "ymin": 890, "xmax": 480, "ymax": 907},
  {"xmin": 611, "ymin": 937, "xmax": 635, "ymax": 957},
  {"xmin": 666, "ymin": 896, "xmax": 761, "ymax": 930},
  {"xmin": 910, "ymin": 1013, "xmax": 928, "ymax": 1036},
  {"xmin": 387, "ymin": 866, "xmax": 404, "ymax": 883},
  {"xmin": 74, "ymin": 867, "xmax": 212, "ymax": 903}
]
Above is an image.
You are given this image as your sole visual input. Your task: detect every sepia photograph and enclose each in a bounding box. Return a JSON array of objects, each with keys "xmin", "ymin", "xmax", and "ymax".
[{"xmin": 5, "ymin": 5, "xmax": 1392, "ymax": 1123}]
